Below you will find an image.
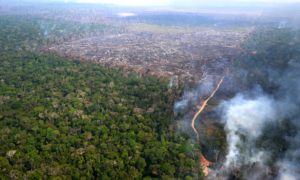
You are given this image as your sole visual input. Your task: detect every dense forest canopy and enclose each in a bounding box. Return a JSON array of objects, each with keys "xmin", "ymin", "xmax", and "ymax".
[
  {"xmin": 0, "ymin": 2, "xmax": 300, "ymax": 180},
  {"xmin": 229, "ymin": 28, "xmax": 300, "ymax": 93},
  {"xmin": 0, "ymin": 11, "xmax": 204, "ymax": 180},
  {"xmin": 0, "ymin": 50, "xmax": 205, "ymax": 179}
]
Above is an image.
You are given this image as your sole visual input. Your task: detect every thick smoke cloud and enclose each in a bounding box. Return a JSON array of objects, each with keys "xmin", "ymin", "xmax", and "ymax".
[
  {"xmin": 208, "ymin": 55, "xmax": 300, "ymax": 179},
  {"xmin": 173, "ymin": 58, "xmax": 300, "ymax": 179},
  {"xmin": 220, "ymin": 86, "xmax": 277, "ymax": 168}
]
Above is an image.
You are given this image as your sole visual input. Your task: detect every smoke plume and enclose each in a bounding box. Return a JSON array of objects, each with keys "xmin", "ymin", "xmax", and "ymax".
[
  {"xmin": 208, "ymin": 55, "xmax": 300, "ymax": 179},
  {"xmin": 174, "ymin": 75, "xmax": 215, "ymax": 111},
  {"xmin": 220, "ymin": 86, "xmax": 277, "ymax": 168}
]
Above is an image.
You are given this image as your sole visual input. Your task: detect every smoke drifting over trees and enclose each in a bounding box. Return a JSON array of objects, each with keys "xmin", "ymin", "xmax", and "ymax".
[
  {"xmin": 0, "ymin": 0, "xmax": 300, "ymax": 179},
  {"xmin": 210, "ymin": 54, "xmax": 300, "ymax": 179},
  {"xmin": 172, "ymin": 14, "xmax": 300, "ymax": 180}
]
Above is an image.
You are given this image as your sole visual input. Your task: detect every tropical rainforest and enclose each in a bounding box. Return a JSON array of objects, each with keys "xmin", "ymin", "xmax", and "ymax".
[
  {"xmin": 0, "ymin": 14, "xmax": 203, "ymax": 180},
  {"xmin": 0, "ymin": 2, "xmax": 300, "ymax": 180}
]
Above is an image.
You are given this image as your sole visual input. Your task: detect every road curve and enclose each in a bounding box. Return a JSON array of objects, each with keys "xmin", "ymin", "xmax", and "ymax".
[{"xmin": 191, "ymin": 77, "xmax": 224, "ymax": 175}]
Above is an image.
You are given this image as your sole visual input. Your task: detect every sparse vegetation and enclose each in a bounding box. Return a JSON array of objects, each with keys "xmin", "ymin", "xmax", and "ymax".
[
  {"xmin": 129, "ymin": 23, "xmax": 253, "ymax": 33},
  {"xmin": 0, "ymin": 1, "xmax": 300, "ymax": 179}
]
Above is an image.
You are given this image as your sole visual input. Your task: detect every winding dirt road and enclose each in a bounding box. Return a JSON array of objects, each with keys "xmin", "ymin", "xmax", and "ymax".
[{"xmin": 191, "ymin": 77, "xmax": 224, "ymax": 176}]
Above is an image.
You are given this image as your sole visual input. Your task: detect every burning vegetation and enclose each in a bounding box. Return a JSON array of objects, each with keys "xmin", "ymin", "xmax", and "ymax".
[{"xmin": 0, "ymin": 1, "xmax": 300, "ymax": 180}]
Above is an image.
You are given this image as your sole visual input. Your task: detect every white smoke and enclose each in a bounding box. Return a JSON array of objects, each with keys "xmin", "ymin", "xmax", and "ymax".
[
  {"xmin": 209, "ymin": 56, "xmax": 300, "ymax": 179},
  {"xmin": 277, "ymin": 21, "xmax": 287, "ymax": 28},
  {"xmin": 220, "ymin": 86, "xmax": 277, "ymax": 168},
  {"xmin": 276, "ymin": 133, "xmax": 300, "ymax": 179},
  {"xmin": 277, "ymin": 162, "xmax": 298, "ymax": 180},
  {"xmin": 168, "ymin": 77, "xmax": 174, "ymax": 88},
  {"xmin": 174, "ymin": 99, "xmax": 189, "ymax": 110},
  {"xmin": 174, "ymin": 75, "xmax": 214, "ymax": 110}
]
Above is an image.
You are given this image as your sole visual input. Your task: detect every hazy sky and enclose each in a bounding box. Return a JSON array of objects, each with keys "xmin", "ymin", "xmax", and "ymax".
[{"xmin": 76, "ymin": 0, "xmax": 300, "ymax": 6}]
